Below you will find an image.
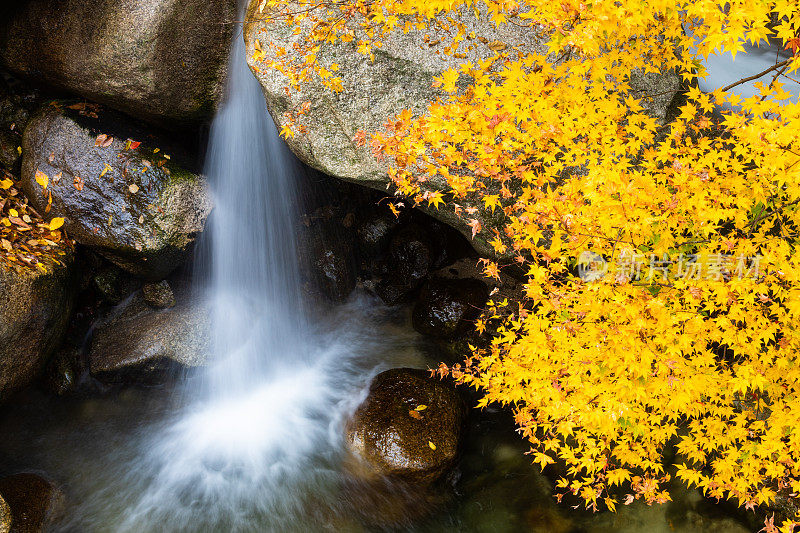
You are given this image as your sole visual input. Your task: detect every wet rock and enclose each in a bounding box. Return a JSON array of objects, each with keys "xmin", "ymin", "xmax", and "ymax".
[
  {"xmin": 386, "ymin": 223, "xmax": 432, "ymax": 291},
  {"xmin": 412, "ymin": 278, "xmax": 488, "ymax": 339},
  {"xmin": 89, "ymin": 293, "xmax": 211, "ymax": 385},
  {"xmin": 298, "ymin": 221, "xmax": 357, "ymax": 302},
  {"xmin": 41, "ymin": 347, "xmax": 81, "ymax": 397},
  {"xmin": 0, "ymin": 473, "xmax": 65, "ymax": 533},
  {"xmin": 0, "ymin": 257, "xmax": 77, "ymax": 403},
  {"xmin": 374, "ymin": 278, "xmax": 411, "ymax": 306},
  {"xmin": 0, "ymin": 0, "xmax": 236, "ymax": 128},
  {"xmin": 21, "ymin": 103, "xmax": 213, "ymax": 279},
  {"xmin": 0, "ymin": 493, "xmax": 9, "ymax": 533},
  {"xmin": 244, "ymin": 1, "xmax": 679, "ymax": 256},
  {"xmin": 356, "ymin": 211, "xmax": 399, "ymax": 260},
  {"xmin": 142, "ymin": 280, "xmax": 176, "ymax": 309},
  {"xmin": 93, "ymin": 266, "xmax": 141, "ymax": 305},
  {"xmin": 0, "ymin": 130, "xmax": 20, "ymax": 170},
  {"xmin": 346, "ymin": 368, "xmax": 466, "ymax": 485}
]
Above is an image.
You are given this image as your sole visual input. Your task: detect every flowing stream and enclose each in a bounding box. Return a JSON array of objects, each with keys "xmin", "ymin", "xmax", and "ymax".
[{"xmin": 0, "ymin": 11, "xmax": 778, "ymax": 533}]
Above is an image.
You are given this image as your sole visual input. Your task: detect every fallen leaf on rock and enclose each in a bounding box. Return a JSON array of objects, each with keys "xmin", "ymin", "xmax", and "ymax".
[
  {"xmin": 35, "ymin": 170, "xmax": 49, "ymax": 190},
  {"xmin": 129, "ymin": 184, "xmax": 139, "ymax": 194},
  {"xmin": 48, "ymin": 217, "xmax": 64, "ymax": 231}
]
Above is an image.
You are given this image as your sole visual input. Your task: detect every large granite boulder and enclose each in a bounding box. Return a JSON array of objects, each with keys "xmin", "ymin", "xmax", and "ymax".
[
  {"xmin": 0, "ymin": 0, "xmax": 236, "ymax": 128},
  {"xmin": 244, "ymin": 1, "xmax": 680, "ymax": 255},
  {"xmin": 89, "ymin": 292, "xmax": 211, "ymax": 384},
  {"xmin": 0, "ymin": 473, "xmax": 65, "ymax": 533},
  {"xmin": 0, "ymin": 258, "xmax": 76, "ymax": 403},
  {"xmin": 346, "ymin": 368, "xmax": 466, "ymax": 484},
  {"xmin": 21, "ymin": 102, "xmax": 212, "ymax": 279}
]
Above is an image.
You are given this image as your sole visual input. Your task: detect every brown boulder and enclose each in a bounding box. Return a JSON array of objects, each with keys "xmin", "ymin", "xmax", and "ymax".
[
  {"xmin": 0, "ymin": 0, "xmax": 236, "ymax": 128},
  {"xmin": 0, "ymin": 257, "xmax": 76, "ymax": 403},
  {"xmin": 346, "ymin": 368, "xmax": 466, "ymax": 484},
  {"xmin": 0, "ymin": 473, "xmax": 65, "ymax": 533}
]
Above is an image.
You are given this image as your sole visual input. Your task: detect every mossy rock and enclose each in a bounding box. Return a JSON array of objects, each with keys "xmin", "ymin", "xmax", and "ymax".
[{"xmin": 21, "ymin": 102, "xmax": 212, "ymax": 279}]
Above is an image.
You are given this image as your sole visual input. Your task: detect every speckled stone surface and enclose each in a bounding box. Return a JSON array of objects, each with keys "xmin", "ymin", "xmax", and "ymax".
[
  {"xmin": 346, "ymin": 368, "xmax": 466, "ymax": 484},
  {"xmin": 0, "ymin": 256, "xmax": 76, "ymax": 403}
]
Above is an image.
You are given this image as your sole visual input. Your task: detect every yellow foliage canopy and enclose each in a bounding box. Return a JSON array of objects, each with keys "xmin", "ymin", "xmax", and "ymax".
[{"xmin": 262, "ymin": 0, "xmax": 800, "ymax": 527}]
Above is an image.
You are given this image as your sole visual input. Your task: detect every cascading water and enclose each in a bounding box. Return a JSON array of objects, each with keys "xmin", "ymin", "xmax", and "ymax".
[
  {"xmin": 0, "ymin": 6, "xmax": 772, "ymax": 533},
  {"xmin": 94, "ymin": 10, "xmax": 427, "ymax": 532}
]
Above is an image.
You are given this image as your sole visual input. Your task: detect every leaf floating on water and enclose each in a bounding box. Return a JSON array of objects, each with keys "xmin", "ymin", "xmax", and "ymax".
[
  {"xmin": 35, "ymin": 170, "xmax": 49, "ymax": 190},
  {"xmin": 428, "ymin": 441, "xmax": 436, "ymax": 450},
  {"xmin": 408, "ymin": 410, "xmax": 422, "ymax": 420},
  {"xmin": 129, "ymin": 183, "xmax": 139, "ymax": 194},
  {"xmin": 415, "ymin": 405, "xmax": 428, "ymax": 411},
  {"xmin": 0, "ymin": 178, "xmax": 12, "ymax": 189},
  {"xmin": 48, "ymin": 217, "xmax": 64, "ymax": 231}
]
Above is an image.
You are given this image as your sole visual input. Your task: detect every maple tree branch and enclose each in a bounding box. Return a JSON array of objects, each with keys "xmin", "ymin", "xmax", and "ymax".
[{"xmin": 720, "ymin": 58, "xmax": 791, "ymax": 93}]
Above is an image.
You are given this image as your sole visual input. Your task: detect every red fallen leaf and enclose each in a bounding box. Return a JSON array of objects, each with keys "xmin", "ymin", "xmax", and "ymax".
[
  {"xmin": 129, "ymin": 141, "xmax": 141, "ymax": 150},
  {"xmin": 9, "ymin": 217, "xmax": 30, "ymax": 229},
  {"xmin": 67, "ymin": 103, "xmax": 86, "ymax": 110},
  {"xmin": 408, "ymin": 410, "xmax": 422, "ymax": 420}
]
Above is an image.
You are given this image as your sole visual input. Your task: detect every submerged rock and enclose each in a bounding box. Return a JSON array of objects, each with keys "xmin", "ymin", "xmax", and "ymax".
[
  {"xmin": 0, "ymin": 0, "xmax": 236, "ymax": 128},
  {"xmin": 0, "ymin": 473, "xmax": 65, "ymax": 533},
  {"xmin": 0, "ymin": 258, "xmax": 76, "ymax": 403},
  {"xmin": 142, "ymin": 280, "xmax": 176, "ymax": 309},
  {"xmin": 346, "ymin": 368, "xmax": 466, "ymax": 484},
  {"xmin": 412, "ymin": 278, "xmax": 488, "ymax": 339},
  {"xmin": 89, "ymin": 293, "xmax": 211, "ymax": 385},
  {"xmin": 21, "ymin": 103, "xmax": 212, "ymax": 279}
]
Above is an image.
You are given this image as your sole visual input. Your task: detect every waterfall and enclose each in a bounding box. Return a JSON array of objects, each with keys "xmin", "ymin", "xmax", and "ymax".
[{"xmin": 199, "ymin": 6, "xmax": 306, "ymax": 399}]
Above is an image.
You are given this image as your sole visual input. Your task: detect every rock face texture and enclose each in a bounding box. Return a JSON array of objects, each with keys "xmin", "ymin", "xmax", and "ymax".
[
  {"xmin": 346, "ymin": 368, "xmax": 466, "ymax": 484},
  {"xmin": 244, "ymin": 0, "xmax": 680, "ymax": 255},
  {"xmin": 0, "ymin": 493, "xmax": 9, "ymax": 533},
  {"xmin": 0, "ymin": 0, "xmax": 236, "ymax": 128},
  {"xmin": 412, "ymin": 278, "xmax": 488, "ymax": 339},
  {"xmin": 0, "ymin": 258, "xmax": 76, "ymax": 403},
  {"xmin": 21, "ymin": 103, "xmax": 212, "ymax": 279},
  {"xmin": 0, "ymin": 473, "xmax": 65, "ymax": 533},
  {"xmin": 89, "ymin": 293, "xmax": 211, "ymax": 384}
]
